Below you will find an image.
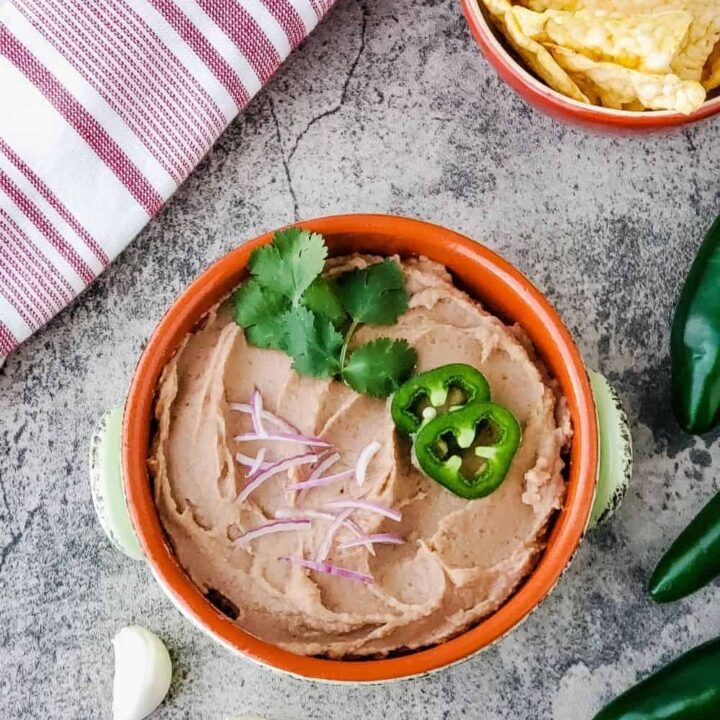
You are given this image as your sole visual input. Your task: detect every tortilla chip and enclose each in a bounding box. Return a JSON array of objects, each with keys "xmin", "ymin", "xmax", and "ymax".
[
  {"xmin": 512, "ymin": 7, "xmax": 692, "ymax": 74},
  {"xmin": 481, "ymin": 0, "xmax": 718, "ymax": 110},
  {"xmin": 703, "ymin": 41, "xmax": 720, "ymax": 89},
  {"xmin": 521, "ymin": 0, "xmax": 581, "ymax": 10},
  {"xmin": 548, "ymin": 44, "xmax": 707, "ymax": 112},
  {"xmin": 483, "ymin": 0, "xmax": 590, "ymax": 102},
  {"xmin": 667, "ymin": 2, "xmax": 720, "ymax": 81},
  {"xmin": 519, "ymin": 0, "xmax": 720, "ymax": 80},
  {"xmin": 525, "ymin": 0, "xmax": 693, "ymax": 11}
]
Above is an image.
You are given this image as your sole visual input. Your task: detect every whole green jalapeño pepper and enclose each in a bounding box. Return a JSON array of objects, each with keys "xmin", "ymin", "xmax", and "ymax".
[
  {"xmin": 391, "ymin": 363, "xmax": 491, "ymax": 435},
  {"xmin": 593, "ymin": 636, "xmax": 720, "ymax": 720},
  {"xmin": 414, "ymin": 401, "xmax": 521, "ymax": 499},
  {"xmin": 671, "ymin": 213, "xmax": 720, "ymax": 434},
  {"xmin": 649, "ymin": 489, "xmax": 720, "ymax": 603}
]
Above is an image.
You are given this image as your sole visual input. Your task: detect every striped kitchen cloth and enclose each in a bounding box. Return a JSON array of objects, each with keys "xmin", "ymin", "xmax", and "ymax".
[{"xmin": 0, "ymin": 0, "xmax": 334, "ymax": 364}]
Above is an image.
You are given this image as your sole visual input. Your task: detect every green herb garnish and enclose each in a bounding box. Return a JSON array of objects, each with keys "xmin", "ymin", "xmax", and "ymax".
[
  {"xmin": 302, "ymin": 277, "xmax": 347, "ymax": 328},
  {"xmin": 279, "ymin": 306, "xmax": 343, "ymax": 378},
  {"xmin": 250, "ymin": 227, "xmax": 327, "ymax": 305},
  {"xmin": 233, "ymin": 228, "xmax": 417, "ymax": 396},
  {"xmin": 232, "ymin": 281, "xmax": 287, "ymax": 350},
  {"xmin": 342, "ymin": 338, "xmax": 417, "ymax": 398},
  {"xmin": 335, "ymin": 259, "xmax": 409, "ymax": 325}
]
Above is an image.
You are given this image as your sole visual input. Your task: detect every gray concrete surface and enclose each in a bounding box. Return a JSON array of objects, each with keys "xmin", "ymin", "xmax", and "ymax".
[{"xmin": 2, "ymin": 0, "xmax": 720, "ymax": 717}]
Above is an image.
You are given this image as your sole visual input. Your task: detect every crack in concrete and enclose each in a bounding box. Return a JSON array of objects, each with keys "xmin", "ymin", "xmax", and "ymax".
[
  {"xmin": 269, "ymin": 95, "xmax": 300, "ymax": 221},
  {"xmin": 0, "ymin": 505, "xmax": 40, "ymax": 576},
  {"xmin": 0, "ymin": 477, "xmax": 9, "ymax": 521},
  {"xmin": 267, "ymin": 3, "xmax": 368, "ymax": 221},
  {"xmin": 286, "ymin": 3, "xmax": 368, "ymax": 166}
]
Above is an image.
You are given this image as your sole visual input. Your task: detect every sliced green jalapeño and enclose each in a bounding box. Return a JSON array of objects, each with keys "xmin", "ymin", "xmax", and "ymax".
[
  {"xmin": 391, "ymin": 363, "xmax": 491, "ymax": 435},
  {"xmin": 414, "ymin": 401, "xmax": 521, "ymax": 499}
]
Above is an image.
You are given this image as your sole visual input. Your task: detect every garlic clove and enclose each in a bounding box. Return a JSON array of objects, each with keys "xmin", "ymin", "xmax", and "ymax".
[{"xmin": 112, "ymin": 625, "xmax": 172, "ymax": 720}]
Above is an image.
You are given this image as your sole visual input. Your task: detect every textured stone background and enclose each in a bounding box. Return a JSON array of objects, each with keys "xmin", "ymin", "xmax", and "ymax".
[{"xmin": 2, "ymin": 0, "xmax": 720, "ymax": 717}]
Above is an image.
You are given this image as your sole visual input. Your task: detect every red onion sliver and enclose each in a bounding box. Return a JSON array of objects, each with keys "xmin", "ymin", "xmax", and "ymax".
[
  {"xmin": 237, "ymin": 453, "xmax": 319, "ymax": 503},
  {"xmin": 235, "ymin": 452, "xmax": 273, "ymax": 472},
  {"xmin": 324, "ymin": 499, "xmax": 402, "ymax": 522},
  {"xmin": 327, "ymin": 516, "xmax": 376, "ymax": 556},
  {"xmin": 355, "ymin": 440, "xmax": 382, "ymax": 487},
  {"xmin": 341, "ymin": 517, "xmax": 374, "ymax": 553},
  {"xmin": 274, "ymin": 509, "xmax": 376, "ymax": 556},
  {"xmin": 339, "ymin": 533, "xmax": 405, "ymax": 549},
  {"xmin": 288, "ymin": 452, "xmax": 341, "ymax": 498},
  {"xmin": 275, "ymin": 508, "xmax": 337, "ymax": 522},
  {"xmin": 287, "ymin": 469, "xmax": 354, "ymax": 491},
  {"xmin": 234, "ymin": 431, "xmax": 331, "ymax": 448},
  {"xmin": 315, "ymin": 508, "xmax": 353, "ymax": 562},
  {"xmin": 235, "ymin": 519, "xmax": 310, "ymax": 545},
  {"xmin": 306, "ymin": 452, "xmax": 340, "ymax": 483},
  {"xmin": 247, "ymin": 448, "xmax": 266, "ymax": 478},
  {"xmin": 280, "ymin": 556, "xmax": 374, "ymax": 585},
  {"xmin": 229, "ymin": 403, "xmax": 300, "ymax": 434},
  {"xmin": 250, "ymin": 390, "xmax": 266, "ymax": 437}
]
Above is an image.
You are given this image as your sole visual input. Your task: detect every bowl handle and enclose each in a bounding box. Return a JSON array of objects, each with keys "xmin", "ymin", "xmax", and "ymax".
[
  {"xmin": 587, "ymin": 369, "xmax": 633, "ymax": 528},
  {"xmin": 89, "ymin": 406, "xmax": 144, "ymax": 560},
  {"xmin": 87, "ymin": 375, "xmax": 631, "ymax": 552}
]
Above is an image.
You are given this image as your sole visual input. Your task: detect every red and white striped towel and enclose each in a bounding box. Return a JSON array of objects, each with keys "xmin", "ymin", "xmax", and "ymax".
[{"xmin": 0, "ymin": 0, "xmax": 334, "ymax": 364}]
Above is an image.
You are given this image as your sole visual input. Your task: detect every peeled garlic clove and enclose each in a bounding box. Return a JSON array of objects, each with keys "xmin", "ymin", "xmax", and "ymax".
[{"xmin": 112, "ymin": 626, "xmax": 172, "ymax": 720}]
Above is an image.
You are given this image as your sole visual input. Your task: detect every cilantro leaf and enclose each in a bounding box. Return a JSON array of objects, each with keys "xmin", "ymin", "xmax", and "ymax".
[
  {"xmin": 234, "ymin": 230, "xmax": 419, "ymax": 395},
  {"xmin": 279, "ymin": 306, "xmax": 343, "ymax": 378},
  {"xmin": 246, "ymin": 318, "xmax": 286, "ymax": 350},
  {"xmin": 249, "ymin": 228, "xmax": 327, "ymax": 305},
  {"xmin": 302, "ymin": 277, "xmax": 347, "ymax": 328},
  {"xmin": 336, "ymin": 259, "xmax": 409, "ymax": 325},
  {"xmin": 233, "ymin": 279, "xmax": 289, "ymax": 350},
  {"xmin": 341, "ymin": 338, "xmax": 417, "ymax": 397}
]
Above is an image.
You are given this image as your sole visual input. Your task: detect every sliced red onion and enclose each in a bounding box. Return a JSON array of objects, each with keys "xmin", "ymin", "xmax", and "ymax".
[
  {"xmin": 237, "ymin": 453, "xmax": 319, "ymax": 503},
  {"xmin": 274, "ymin": 508, "xmax": 337, "ymax": 522},
  {"xmin": 280, "ymin": 556, "xmax": 374, "ymax": 585},
  {"xmin": 288, "ymin": 452, "xmax": 341, "ymax": 498},
  {"xmin": 250, "ymin": 390, "xmax": 266, "ymax": 437},
  {"xmin": 235, "ymin": 451, "xmax": 273, "ymax": 472},
  {"xmin": 229, "ymin": 402, "xmax": 299, "ymax": 434},
  {"xmin": 234, "ymin": 519, "xmax": 310, "ymax": 545},
  {"xmin": 355, "ymin": 440, "xmax": 382, "ymax": 487},
  {"xmin": 343, "ymin": 520, "xmax": 375, "ymax": 555},
  {"xmin": 234, "ymin": 431, "xmax": 331, "ymax": 448},
  {"xmin": 287, "ymin": 469, "xmax": 354, "ymax": 491},
  {"xmin": 339, "ymin": 533, "xmax": 405, "ymax": 549},
  {"xmin": 247, "ymin": 448, "xmax": 267, "ymax": 477},
  {"xmin": 315, "ymin": 508, "xmax": 353, "ymax": 562},
  {"xmin": 274, "ymin": 508, "xmax": 376, "ymax": 556},
  {"xmin": 306, "ymin": 452, "xmax": 340, "ymax": 483},
  {"xmin": 324, "ymin": 499, "xmax": 402, "ymax": 522}
]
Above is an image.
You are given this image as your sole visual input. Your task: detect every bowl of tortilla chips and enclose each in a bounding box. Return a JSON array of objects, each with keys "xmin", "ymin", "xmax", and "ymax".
[{"xmin": 461, "ymin": 0, "xmax": 720, "ymax": 131}]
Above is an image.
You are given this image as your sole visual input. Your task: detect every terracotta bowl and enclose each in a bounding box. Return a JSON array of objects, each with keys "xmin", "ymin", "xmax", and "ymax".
[
  {"xmin": 461, "ymin": 0, "xmax": 720, "ymax": 133},
  {"xmin": 119, "ymin": 214, "xmax": 602, "ymax": 682}
]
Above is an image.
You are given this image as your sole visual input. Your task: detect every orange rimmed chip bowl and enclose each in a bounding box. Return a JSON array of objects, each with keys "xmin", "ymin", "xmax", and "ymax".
[{"xmin": 460, "ymin": 0, "xmax": 720, "ymax": 134}]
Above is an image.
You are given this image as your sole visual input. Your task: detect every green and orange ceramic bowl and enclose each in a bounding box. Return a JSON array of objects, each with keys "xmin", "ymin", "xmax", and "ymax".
[{"xmin": 90, "ymin": 214, "xmax": 631, "ymax": 683}]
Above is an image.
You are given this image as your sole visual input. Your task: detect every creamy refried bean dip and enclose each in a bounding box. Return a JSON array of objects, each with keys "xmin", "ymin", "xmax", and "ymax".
[{"xmin": 149, "ymin": 255, "xmax": 572, "ymax": 658}]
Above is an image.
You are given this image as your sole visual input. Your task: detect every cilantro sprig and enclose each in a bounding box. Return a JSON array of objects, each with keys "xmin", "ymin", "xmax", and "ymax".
[
  {"xmin": 232, "ymin": 227, "xmax": 417, "ymax": 397},
  {"xmin": 279, "ymin": 306, "xmax": 343, "ymax": 378},
  {"xmin": 342, "ymin": 338, "xmax": 417, "ymax": 397},
  {"xmin": 336, "ymin": 259, "xmax": 409, "ymax": 325}
]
